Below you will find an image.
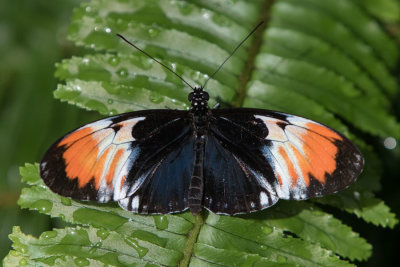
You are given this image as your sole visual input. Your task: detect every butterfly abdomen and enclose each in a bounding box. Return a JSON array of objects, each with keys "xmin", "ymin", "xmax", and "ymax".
[{"xmin": 188, "ymin": 135, "xmax": 206, "ymax": 215}]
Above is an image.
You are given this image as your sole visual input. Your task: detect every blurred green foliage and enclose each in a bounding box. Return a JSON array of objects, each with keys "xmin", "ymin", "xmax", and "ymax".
[{"xmin": 0, "ymin": 0, "xmax": 101, "ymax": 261}]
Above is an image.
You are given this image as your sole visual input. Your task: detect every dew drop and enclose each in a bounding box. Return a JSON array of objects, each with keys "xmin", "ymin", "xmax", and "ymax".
[
  {"xmin": 211, "ymin": 13, "xmax": 232, "ymax": 27},
  {"xmin": 104, "ymin": 27, "xmax": 112, "ymax": 33},
  {"xmin": 260, "ymin": 245, "xmax": 267, "ymax": 250},
  {"xmin": 96, "ymin": 228, "xmax": 110, "ymax": 240},
  {"xmin": 312, "ymin": 210, "xmax": 324, "ymax": 216},
  {"xmin": 59, "ymin": 214, "xmax": 66, "ymax": 221},
  {"xmin": 177, "ymin": 2, "xmax": 193, "ymax": 15},
  {"xmin": 124, "ymin": 237, "xmax": 149, "ymax": 258},
  {"xmin": 201, "ymin": 9, "xmax": 210, "ymax": 19},
  {"xmin": 89, "ymin": 241, "xmax": 103, "ymax": 253},
  {"xmin": 261, "ymin": 225, "xmax": 272, "ymax": 235},
  {"xmin": 74, "ymin": 257, "xmax": 90, "ymax": 266},
  {"xmin": 353, "ymin": 191, "xmax": 360, "ymax": 200},
  {"xmin": 40, "ymin": 230, "xmax": 57, "ymax": 239},
  {"xmin": 60, "ymin": 197, "xmax": 71, "ymax": 206},
  {"xmin": 107, "ymin": 99, "xmax": 114, "ymax": 104},
  {"xmin": 147, "ymin": 27, "xmax": 159, "ymax": 38},
  {"xmin": 108, "ymin": 56, "xmax": 120, "ymax": 66},
  {"xmin": 153, "ymin": 215, "xmax": 169, "ymax": 230},
  {"xmin": 19, "ymin": 259, "xmax": 27, "ymax": 266},
  {"xmin": 32, "ymin": 200, "xmax": 53, "ymax": 213},
  {"xmin": 277, "ymin": 255, "xmax": 287, "ymax": 263},
  {"xmin": 117, "ymin": 67, "xmax": 128, "ymax": 77},
  {"xmin": 139, "ymin": 57, "xmax": 153, "ymax": 70},
  {"xmin": 149, "ymin": 92, "xmax": 164, "ymax": 104},
  {"xmin": 16, "ymin": 244, "xmax": 28, "ymax": 254}
]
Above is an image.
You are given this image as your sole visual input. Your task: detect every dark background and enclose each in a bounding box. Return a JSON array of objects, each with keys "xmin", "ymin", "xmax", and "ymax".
[{"xmin": 0, "ymin": 1, "xmax": 399, "ymax": 265}]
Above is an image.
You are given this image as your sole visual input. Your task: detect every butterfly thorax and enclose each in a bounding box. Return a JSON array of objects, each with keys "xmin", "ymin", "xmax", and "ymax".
[{"xmin": 188, "ymin": 87, "xmax": 210, "ymax": 127}]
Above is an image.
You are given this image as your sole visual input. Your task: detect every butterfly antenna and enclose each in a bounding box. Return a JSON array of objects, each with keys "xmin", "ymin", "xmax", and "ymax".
[
  {"xmin": 202, "ymin": 21, "xmax": 264, "ymax": 89},
  {"xmin": 116, "ymin": 34, "xmax": 195, "ymax": 90}
]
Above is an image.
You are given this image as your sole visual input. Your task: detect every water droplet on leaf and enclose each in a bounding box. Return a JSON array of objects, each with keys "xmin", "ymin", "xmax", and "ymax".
[
  {"xmin": 148, "ymin": 28, "xmax": 159, "ymax": 38},
  {"xmin": 60, "ymin": 197, "xmax": 71, "ymax": 206},
  {"xmin": 149, "ymin": 93, "xmax": 164, "ymax": 104},
  {"xmin": 212, "ymin": 14, "xmax": 232, "ymax": 27},
  {"xmin": 96, "ymin": 228, "xmax": 110, "ymax": 240},
  {"xmin": 40, "ymin": 231, "xmax": 58, "ymax": 239},
  {"xmin": 117, "ymin": 68, "xmax": 128, "ymax": 77},
  {"xmin": 261, "ymin": 225, "xmax": 272, "ymax": 235},
  {"xmin": 177, "ymin": 2, "xmax": 193, "ymax": 15},
  {"xmin": 32, "ymin": 200, "xmax": 52, "ymax": 213},
  {"xmin": 74, "ymin": 257, "xmax": 90, "ymax": 266},
  {"xmin": 277, "ymin": 255, "xmax": 287, "ymax": 263},
  {"xmin": 124, "ymin": 237, "xmax": 149, "ymax": 258},
  {"xmin": 153, "ymin": 215, "xmax": 169, "ymax": 230},
  {"xmin": 108, "ymin": 56, "xmax": 120, "ymax": 66}
]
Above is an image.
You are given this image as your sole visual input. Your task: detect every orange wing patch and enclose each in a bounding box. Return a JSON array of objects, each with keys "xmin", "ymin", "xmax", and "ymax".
[
  {"xmin": 263, "ymin": 115, "xmax": 345, "ymax": 199},
  {"xmin": 105, "ymin": 148, "xmax": 125, "ymax": 186},
  {"xmin": 278, "ymin": 146, "xmax": 298, "ymax": 186},
  {"xmin": 56, "ymin": 117, "xmax": 143, "ymax": 194},
  {"xmin": 61, "ymin": 128, "xmax": 114, "ymax": 188},
  {"xmin": 284, "ymin": 121, "xmax": 343, "ymax": 185},
  {"xmin": 92, "ymin": 146, "xmax": 114, "ymax": 189}
]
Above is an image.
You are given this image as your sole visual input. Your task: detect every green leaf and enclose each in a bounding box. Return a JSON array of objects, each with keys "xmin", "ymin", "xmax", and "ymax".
[
  {"xmin": 245, "ymin": 202, "xmax": 372, "ymax": 261},
  {"xmin": 317, "ymin": 191, "xmax": 399, "ymax": 229},
  {"xmin": 199, "ymin": 213, "xmax": 354, "ymax": 267},
  {"xmin": 5, "ymin": 0, "xmax": 400, "ymax": 266},
  {"xmin": 12, "ymin": 164, "xmax": 357, "ymax": 266},
  {"xmin": 353, "ymin": 0, "xmax": 400, "ymax": 22}
]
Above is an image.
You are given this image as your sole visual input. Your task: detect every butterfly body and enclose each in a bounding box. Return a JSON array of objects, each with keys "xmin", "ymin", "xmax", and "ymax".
[{"xmin": 40, "ymin": 86, "xmax": 363, "ymax": 215}]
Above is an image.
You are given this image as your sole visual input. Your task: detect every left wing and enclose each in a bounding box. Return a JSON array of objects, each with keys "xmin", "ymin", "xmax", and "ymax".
[
  {"xmin": 208, "ymin": 108, "xmax": 363, "ymax": 212},
  {"xmin": 40, "ymin": 110, "xmax": 194, "ymax": 214}
]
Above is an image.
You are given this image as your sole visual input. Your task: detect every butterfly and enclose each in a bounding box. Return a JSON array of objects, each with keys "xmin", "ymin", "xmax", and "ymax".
[{"xmin": 40, "ymin": 22, "xmax": 364, "ymax": 215}]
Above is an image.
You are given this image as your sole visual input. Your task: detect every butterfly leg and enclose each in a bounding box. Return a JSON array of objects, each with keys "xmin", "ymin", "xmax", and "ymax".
[{"xmin": 188, "ymin": 135, "xmax": 206, "ymax": 215}]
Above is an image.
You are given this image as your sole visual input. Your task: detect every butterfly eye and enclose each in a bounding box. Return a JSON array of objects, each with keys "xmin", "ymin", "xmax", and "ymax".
[
  {"xmin": 188, "ymin": 92, "xmax": 194, "ymax": 101},
  {"xmin": 201, "ymin": 92, "xmax": 210, "ymax": 100}
]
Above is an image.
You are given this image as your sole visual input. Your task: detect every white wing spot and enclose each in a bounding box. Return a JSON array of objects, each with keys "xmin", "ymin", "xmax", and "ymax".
[
  {"xmin": 113, "ymin": 117, "xmax": 145, "ymax": 144},
  {"xmin": 131, "ymin": 195, "xmax": 139, "ymax": 211},
  {"xmin": 254, "ymin": 115, "xmax": 287, "ymax": 142},
  {"xmin": 260, "ymin": 191, "xmax": 269, "ymax": 206}
]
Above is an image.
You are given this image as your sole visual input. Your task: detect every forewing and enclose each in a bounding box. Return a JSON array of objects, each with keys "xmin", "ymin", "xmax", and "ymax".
[
  {"xmin": 210, "ymin": 108, "xmax": 363, "ymax": 206},
  {"xmin": 40, "ymin": 110, "xmax": 192, "ymax": 213}
]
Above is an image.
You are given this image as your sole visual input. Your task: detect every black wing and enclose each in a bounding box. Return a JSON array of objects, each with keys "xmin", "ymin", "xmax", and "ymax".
[
  {"xmin": 40, "ymin": 110, "xmax": 194, "ymax": 214},
  {"xmin": 205, "ymin": 108, "xmax": 363, "ymax": 214}
]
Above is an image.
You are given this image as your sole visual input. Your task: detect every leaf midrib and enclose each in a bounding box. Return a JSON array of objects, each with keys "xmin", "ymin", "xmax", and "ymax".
[
  {"xmin": 179, "ymin": 2, "xmax": 276, "ymax": 266},
  {"xmin": 231, "ymin": 0, "xmax": 274, "ymax": 108}
]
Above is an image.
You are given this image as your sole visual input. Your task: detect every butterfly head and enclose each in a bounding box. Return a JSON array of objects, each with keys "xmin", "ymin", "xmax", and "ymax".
[{"xmin": 188, "ymin": 87, "xmax": 209, "ymax": 114}]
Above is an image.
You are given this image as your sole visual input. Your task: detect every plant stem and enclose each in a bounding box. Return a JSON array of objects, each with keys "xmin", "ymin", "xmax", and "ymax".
[
  {"xmin": 179, "ymin": 213, "xmax": 204, "ymax": 266},
  {"xmin": 231, "ymin": 0, "xmax": 275, "ymax": 108}
]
